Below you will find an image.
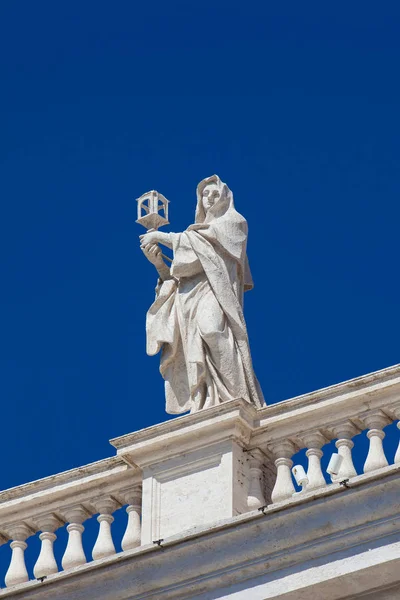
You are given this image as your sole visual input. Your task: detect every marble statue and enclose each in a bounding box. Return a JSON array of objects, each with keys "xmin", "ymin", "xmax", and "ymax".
[{"xmin": 139, "ymin": 175, "xmax": 265, "ymax": 414}]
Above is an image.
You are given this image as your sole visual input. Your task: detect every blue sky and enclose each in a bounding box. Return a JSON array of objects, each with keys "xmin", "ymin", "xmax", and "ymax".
[{"xmin": 1, "ymin": 0, "xmax": 399, "ymax": 516}]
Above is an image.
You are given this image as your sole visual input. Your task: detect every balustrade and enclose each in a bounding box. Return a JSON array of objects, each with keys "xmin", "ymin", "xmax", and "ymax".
[
  {"xmin": 0, "ymin": 496, "xmax": 143, "ymax": 589},
  {"xmin": 0, "ymin": 456, "xmax": 142, "ymax": 589},
  {"xmin": 264, "ymin": 411, "xmax": 397, "ymax": 502},
  {"xmin": 0, "ymin": 365, "xmax": 399, "ymax": 590}
]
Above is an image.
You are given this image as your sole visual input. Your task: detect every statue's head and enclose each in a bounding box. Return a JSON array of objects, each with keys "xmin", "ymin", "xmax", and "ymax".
[
  {"xmin": 201, "ymin": 181, "xmax": 221, "ymax": 214},
  {"xmin": 196, "ymin": 175, "xmax": 233, "ymax": 223}
]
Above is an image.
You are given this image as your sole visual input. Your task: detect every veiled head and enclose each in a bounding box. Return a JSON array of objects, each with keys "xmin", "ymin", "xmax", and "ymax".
[
  {"xmin": 201, "ymin": 182, "xmax": 221, "ymax": 213},
  {"xmin": 195, "ymin": 175, "xmax": 234, "ymax": 223}
]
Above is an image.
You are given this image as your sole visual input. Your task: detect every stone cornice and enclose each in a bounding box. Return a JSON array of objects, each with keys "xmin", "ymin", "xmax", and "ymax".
[
  {"xmin": 111, "ymin": 399, "xmax": 258, "ymax": 467},
  {"xmin": 0, "ymin": 457, "xmax": 139, "ymax": 531},
  {"xmin": 110, "ymin": 364, "xmax": 400, "ymax": 465},
  {"xmin": 256, "ymin": 362, "xmax": 400, "ymax": 421},
  {"xmin": 251, "ymin": 362, "xmax": 400, "ymax": 447},
  {"xmin": 0, "ymin": 457, "xmax": 126, "ymax": 503}
]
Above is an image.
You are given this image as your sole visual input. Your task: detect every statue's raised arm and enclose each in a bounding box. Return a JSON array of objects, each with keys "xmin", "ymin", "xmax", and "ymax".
[{"xmin": 139, "ymin": 175, "xmax": 265, "ymax": 414}]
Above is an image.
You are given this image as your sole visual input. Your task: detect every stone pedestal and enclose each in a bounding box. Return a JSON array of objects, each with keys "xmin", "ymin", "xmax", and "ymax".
[{"xmin": 110, "ymin": 400, "xmax": 258, "ymax": 544}]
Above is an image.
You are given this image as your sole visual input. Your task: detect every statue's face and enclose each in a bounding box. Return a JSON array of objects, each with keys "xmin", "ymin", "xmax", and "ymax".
[{"xmin": 202, "ymin": 183, "xmax": 220, "ymax": 213}]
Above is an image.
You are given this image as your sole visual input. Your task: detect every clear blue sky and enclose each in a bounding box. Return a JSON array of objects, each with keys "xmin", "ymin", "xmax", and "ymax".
[{"xmin": 1, "ymin": 1, "xmax": 399, "ymax": 497}]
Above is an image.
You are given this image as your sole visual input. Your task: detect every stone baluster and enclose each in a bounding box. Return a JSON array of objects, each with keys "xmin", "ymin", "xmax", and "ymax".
[
  {"xmin": 391, "ymin": 406, "xmax": 400, "ymax": 464},
  {"xmin": 92, "ymin": 496, "xmax": 121, "ymax": 560},
  {"xmin": 361, "ymin": 410, "xmax": 390, "ymax": 474},
  {"xmin": 395, "ymin": 422, "xmax": 400, "ymax": 464},
  {"xmin": 4, "ymin": 523, "xmax": 34, "ymax": 587},
  {"xmin": 330, "ymin": 422, "xmax": 359, "ymax": 481},
  {"xmin": 121, "ymin": 486, "xmax": 142, "ymax": 551},
  {"xmin": 246, "ymin": 449, "xmax": 266, "ymax": 510},
  {"xmin": 61, "ymin": 505, "xmax": 90, "ymax": 570},
  {"xmin": 0, "ymin": 533, "xmax": 6, "ymax": 588},
  {"xmin": 269, "ymin": 441, "xmax": 297, "ymax": 503},
  {"xmin": 33, "ymin": 514, "xmax": 64, "ymax": 579},
  {"xmin": 301, "ymin": 432, "xmax": 328, "ymax": 491}
]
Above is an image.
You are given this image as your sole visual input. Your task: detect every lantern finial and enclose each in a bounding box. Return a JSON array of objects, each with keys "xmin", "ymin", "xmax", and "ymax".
[{"xmin": 136, "ymin": 190, "xmax": 169, "ymax": 231}]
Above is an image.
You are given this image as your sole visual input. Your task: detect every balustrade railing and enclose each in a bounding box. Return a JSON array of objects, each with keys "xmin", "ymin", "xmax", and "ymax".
[
  {"xmin": 0, "ymin": 364, "xmax": 399, "ymax": 591},
  {"xmin": 251, "ymin": 364, "xmax": 400, "ymax": 503},
  {"xmin": 0, "ymin": 456, "xmax": 141, "ymax": 589}
]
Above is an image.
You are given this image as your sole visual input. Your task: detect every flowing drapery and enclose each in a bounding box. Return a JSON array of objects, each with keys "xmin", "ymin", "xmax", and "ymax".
[{"xmin": 146, "ymin": 175, "xmax": 265, "ymax": 414}]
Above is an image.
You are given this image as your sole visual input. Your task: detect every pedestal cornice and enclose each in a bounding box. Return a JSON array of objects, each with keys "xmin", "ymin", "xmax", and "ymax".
[{"xmin": 110, "ymin": 398, "xmax": 258, "ymax": 468}]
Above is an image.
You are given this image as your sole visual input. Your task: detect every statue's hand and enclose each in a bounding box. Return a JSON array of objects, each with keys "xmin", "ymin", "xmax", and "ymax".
[
  {"xmin": 141, "ymin": 243, "xmax": 163, "ymax": 266},
  {"xmin": 140, "ymin": 231, "xmax": 170, "ymax": 248},
  {"xmin": 140, "ymin": 231, "xmax": 160, "ymax": 247}
]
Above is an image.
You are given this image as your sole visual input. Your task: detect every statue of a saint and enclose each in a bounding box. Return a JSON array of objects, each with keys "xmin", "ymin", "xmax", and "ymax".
[{"xmin": 139, "ymin": 175, "xmax": 265, "ymax": 414}]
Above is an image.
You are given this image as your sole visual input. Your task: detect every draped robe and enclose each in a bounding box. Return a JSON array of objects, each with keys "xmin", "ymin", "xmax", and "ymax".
[{"xmin": 146, "ymin": 176, "xmax": 265, "ymax": 414}]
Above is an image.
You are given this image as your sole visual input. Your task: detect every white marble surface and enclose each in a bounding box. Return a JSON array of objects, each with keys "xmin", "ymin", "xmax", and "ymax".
[
  {"xmin": 141, "ymin": 442, "xmax": 242, "ymax": 542},
  {"xmin": 113, "ymin": 400, "xmax": 257, "ymax": 544},
  {"xmin": 139, "ymin": 175, "xmax": 265, "ymax": 414}
]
